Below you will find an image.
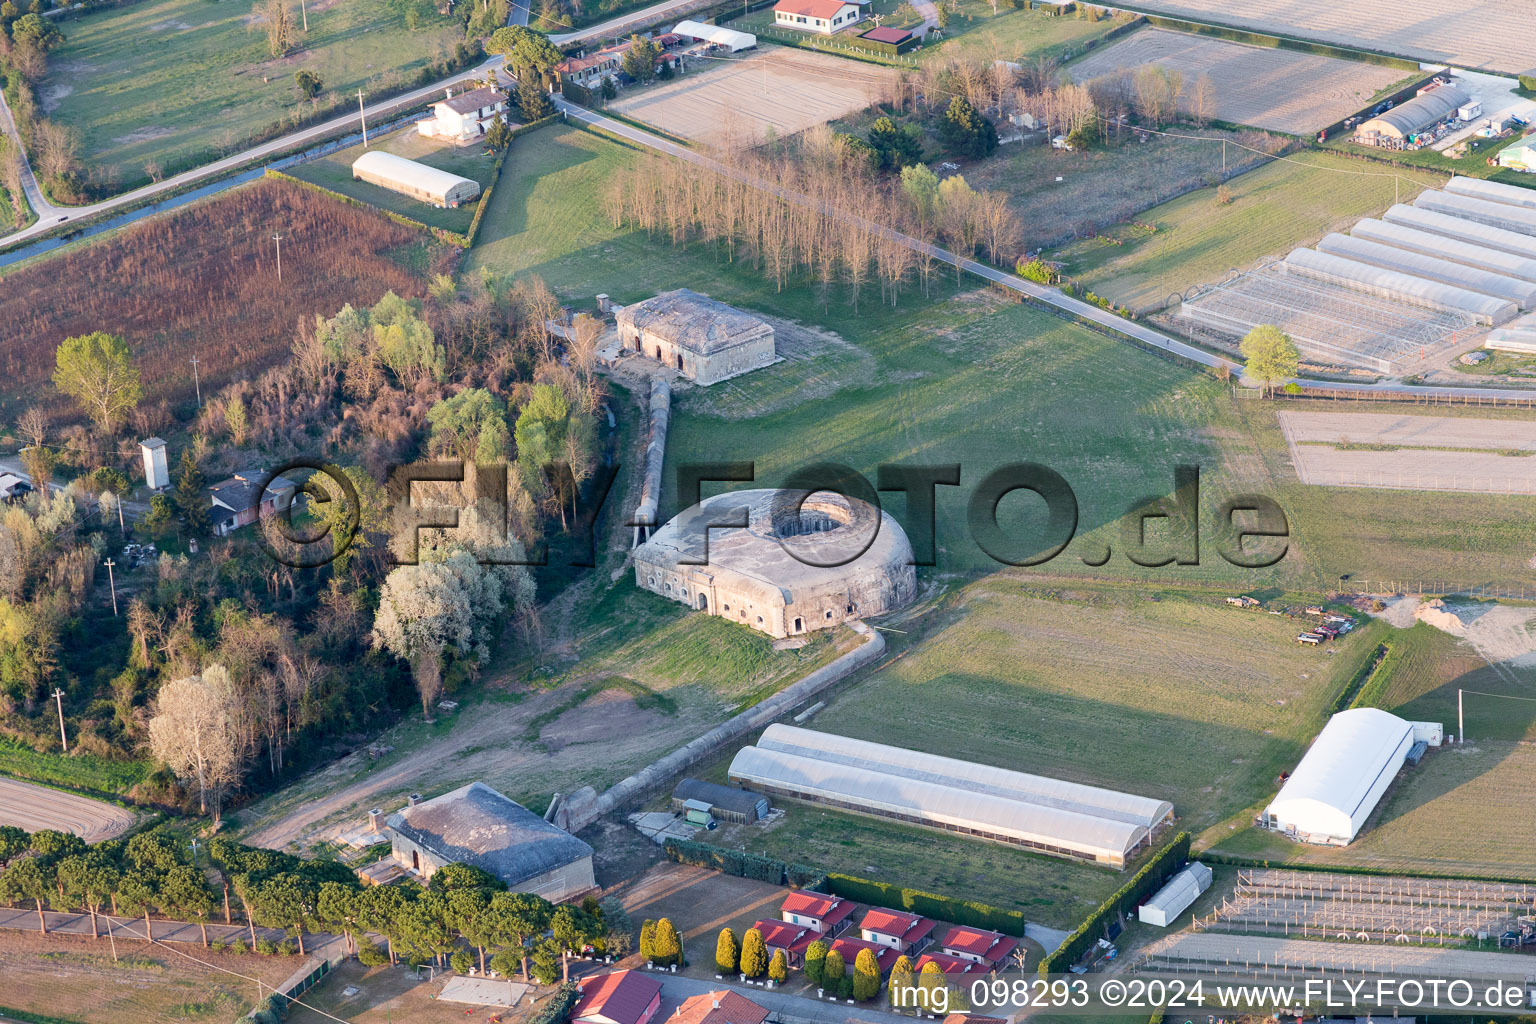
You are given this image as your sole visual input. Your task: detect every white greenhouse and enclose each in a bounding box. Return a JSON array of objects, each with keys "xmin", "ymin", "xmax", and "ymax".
[
  {"xmin": 1442, "ymin": 174, "xmax": 1536, "ymax": 212},
  {"xmin": 352, "ymin": 151, "xmax": 481, "ymax": 208},
  {"xmin": 1415, "ymin": 189, "xmax": 1536, "ymax": 237},
  {"xmin": 1261, "ymin": 708, "xmax": 1441, "ymax": 846},
  {"xmin": 1283, "ymin": 247, "xmax": 1517, "ymax": 324},
  {"xmin": 672, "ymin": 19, "xmax": 757, "ymax": 51},
  {"xmin": 728, "ymin": 725, "xmax": 1173, "ymax": 868},
  {"xmin": 1383, "ymin": 203, "xmax": 1536, "ymax": 260},
  {"xmin": 1137, "ymin": 861, "xmax": 1212, "ymax": 927},
  {"xmin": 1315, "ymin": 232, "xmax": 1536, "ymax": 309},
  {"xmin": 1349, "ymin": 219, "xmax": 1536, "ymax": 283}
]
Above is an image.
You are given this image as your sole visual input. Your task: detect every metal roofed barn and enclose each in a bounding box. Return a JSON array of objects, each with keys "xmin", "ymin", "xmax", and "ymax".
[
  {"xmin": 670, "ymin": 778, "xmax": 770, "ymax": 823},
  {"xmin": 1356, "ymin": 84, "xmax": 1469, "ymax": 140},
  {"xmin": 385, "ymin": 782, "xmax": 595, "ymax": 898},
  {"xmin": 728, "ymin": 724, "xmax": 1173, "ymax": 868},
  {"xmin": 1261, "ymin": 709, "xmax": 1442, "ymax": 846},
  {"xmin": 351, "ymin": 150, "xmax": 481, "ymax": 208}
]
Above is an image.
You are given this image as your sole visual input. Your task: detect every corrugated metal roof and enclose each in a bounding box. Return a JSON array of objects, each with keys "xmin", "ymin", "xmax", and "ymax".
[
  {"xmin": 1350, "ymin": 218, "xmax": 1536, "ymax": 283},
  {"xmin": 756, "ymin": 724, "xmax": 1173, "ymax": 829},
  {"xmin": 1358, "ymin": 84, "xmax": 1468, "ymax": 137},
  {"xmin": 1283, "ymin": 246, "xmax": 1518, "ymax": 323},
  {"xmin": 672, "ymin": 778, "xmax": 767, "ymax": 816},
  {"xmin": 1316, "ymin": 232, "xmax": 1536, "ymax": 308}
]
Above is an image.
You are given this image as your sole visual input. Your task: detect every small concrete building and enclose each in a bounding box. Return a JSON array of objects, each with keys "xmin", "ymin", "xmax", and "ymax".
[
  {"xmin": 615, "ymin": 289, "xmax": 775, "ymax": 385},
  {"xmin": 634, "ymin": 488, "xmax": 916, "ymax": 639},
  {"xmin": 385, "ymin": 782, "xmax": 595, "ymax": 900},
  {"xmin": 352, "ymin": 150, "xmax": 481, "ymax": 208},
  {"xmin": 140, "ymin": 437, "xmax": 169, "ymax": 490}
]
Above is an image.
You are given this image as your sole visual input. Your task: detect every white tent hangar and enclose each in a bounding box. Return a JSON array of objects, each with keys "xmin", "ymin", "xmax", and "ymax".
[
  {"xmin": 1138, "ymin": 861, "xmax": 1212, "ymax": 928},
  {"xmin": 672, "ymin": 19, "xmax": 756, "ymax": 51},
  {"xmin": 351, "ymin": 151, "xmax": 481, "ymax": 208},
  {"xmin": 1262, "ymin": 708, "xmax": 1442, "ymax": 847},
  {"xmin": 1315, "ymin": 232, "xmax": 1536, "ymax": 309},
  {"xmin": 728, "ymin": 725, "xmax": 1173, "ymax": 868}
]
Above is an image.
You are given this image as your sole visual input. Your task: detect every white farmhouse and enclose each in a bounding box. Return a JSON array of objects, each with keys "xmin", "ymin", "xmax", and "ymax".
[
  {"xmin": 772, "ymin": 0, "xmax": 862, "ymax": 34},
  {"xmin": 417, "ymin": 85, "xmax": 509, "ymax": 144}
]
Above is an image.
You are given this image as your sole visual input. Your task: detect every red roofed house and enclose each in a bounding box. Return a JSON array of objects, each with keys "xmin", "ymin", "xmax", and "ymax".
[
  {"xmin": 753, "ymin": 919, "xmax": 818, "ymax": 966},
  {"xmin": 943, "ymin": 1015, "xmax": 1008, "ymax": 1024},
  {"xmin": 859, "ymin": 907, "xmax": 935, "ymax": 954},
  {"xmin": 938, "ymin": 925, "xmax": 1019, "ymax": 968},
  {"xmin": 830, "ymin": 935, "xmax": 897, "ymax": 975},
  {"xmin": 772, "ymin": 0, "xmax": 862, "ymax": 35},
  {"xmin": 574, "ymin": 971, "xmax": 663, "ymax": 1024},
  {"xmin": 914, "ymin": 951, "xmax": 987, "ymax": 976},
  {"xmin": 781, "ymin": 890, "xmax": 855, "ymax": 936},
  {"xmin": 667, "ymin": 991, "xmax": 770, "ymax": 1024}
]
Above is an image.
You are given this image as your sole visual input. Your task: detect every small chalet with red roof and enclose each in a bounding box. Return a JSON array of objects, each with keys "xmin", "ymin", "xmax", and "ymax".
[
  {"xmin": 914, "ymin": 951, "xmax": 987, "ymax": 976},
  {"xmin": 772, "ymin": 0, "xmax": 862, "ymax": 34},
  {"xmin": 574, "ymin": 971, "xmax": 663, "ymax": 1024},
  {"xmin": 752, "ymin": 919, "xmax": 818, "ymax": 966},
  {"xmin": 667, "ymin": 991, "xmax": 770, "ymax": 1024},
  {"xmin": 859, "ymin": 907, "xmax": 935, "ymax": 955},
  {"xmin": 830, "ymin": 935, "xmax": 897, "ymax": 974},
  {"xmin": 781, "ymin": 890, "xmax": 854, "ymax": 935},
  {"xmin": 938, "ymin": 925, "xmax": 1019, "ymax": 968}
]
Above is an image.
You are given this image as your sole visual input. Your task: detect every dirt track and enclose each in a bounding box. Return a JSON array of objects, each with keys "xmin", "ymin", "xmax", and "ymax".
[
  {"xmin": 1067, "ymin": 28, "xmax": 1405, "ymax": 134},
  {"xmin": 1279, "ymin": 410, "xmax": 1536, "ymax": 494},
  {"xmin": 0, "ymin": 777, "xmax": 134, "ymax": 842}
]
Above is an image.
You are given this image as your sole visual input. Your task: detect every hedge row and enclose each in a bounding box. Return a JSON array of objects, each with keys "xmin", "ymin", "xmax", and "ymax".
[
  {"xmin": 824, "ymin": 873, "xmax": 1028, "ymax": 938},
  {"xmin": 1197, "ymin": 851, "xmax": 1536, "ymax": 886},
  {"xmin": 663, "ymin": 839, "xmax": 824, "ymax": 889},
  {"xmin": 1038, "ymin": 832, "xmax": 1191, "ymax": 977},
  {"xmin": 528, "ymin": 982, "xmax": 581, "ymax": 1024}
]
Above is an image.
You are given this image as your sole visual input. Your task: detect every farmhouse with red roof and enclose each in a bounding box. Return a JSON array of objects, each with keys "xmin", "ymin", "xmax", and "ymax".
[
  {"xmin": 573, "ymin": 971, "xmax": 663, "ymax": 1024},
  {"xmin": 772, "ymin": 0, "xmax": 862, "ymax": 35},
  {"xmin": 780, "ymin": 890, "xmax": 855, "ymax": 935},
  {"xmin": 858, "ymin": 907, "xmax": 936, "ymax": 954},
  {"xmin": 938, "ymin": 925, "xmax": 1019, "ymax": 967},
  {"xmin": 830, "ymin": 935, "xmax": 898, "ymax": 974}
]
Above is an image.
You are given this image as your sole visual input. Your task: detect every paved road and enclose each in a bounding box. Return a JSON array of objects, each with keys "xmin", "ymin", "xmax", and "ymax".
[
  {"xmin": 550, "ymin": 0, "xmax": 711, "ymax": 44},
  {"xmin": 0, "ymin": 86, "xmax": 53, "ymax": 224},
  {"xmin": 0, "ymin": 777, "xmax": 134, "ymax": 842},
  {"xmin": 555, "ymin": 100, "xmax": 1536, "ymax": 404}
]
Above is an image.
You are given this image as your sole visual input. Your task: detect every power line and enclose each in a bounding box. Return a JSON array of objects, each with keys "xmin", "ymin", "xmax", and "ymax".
[{"xmin": 1458, "ymin": 689, "xmax": 1536, "ymax": 702}]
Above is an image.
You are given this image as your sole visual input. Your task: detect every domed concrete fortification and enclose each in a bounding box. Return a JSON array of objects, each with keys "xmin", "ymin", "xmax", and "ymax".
[{"xmin": 633, "ymin": 488, "xmax": 915, "ymax": 639}]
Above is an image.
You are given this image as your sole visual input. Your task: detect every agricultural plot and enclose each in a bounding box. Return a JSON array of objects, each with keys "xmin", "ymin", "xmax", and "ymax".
[
  {"xmin": 608, "ymin": 48, "xmax": 898, "ymax": 146},
  {"xmin": 1047, "ymin": 150, "xmax": 1421, "ymax": 314},
  {"xmin": 287, "ymin": 128, "xmax": 503, "ymax": 233},
  {"xmin": 1279, "ymin": 411, "xmax": 1536, "ymax": 495},
  {"xmin": 1111, "ymin": 0, "xmax": 1536, "ymax": 76},
  {"xmin": 471, "ymin": 123, "xmax": 1536, "ymax": 590},
  {"xmin": 38, "ymin": 0, "xmax": 466, "ymax": 181},
  {"xmin": 1065, "ymin": 28, "xmax": 1410, "ymax": 135},
  {"xmin": 965, "ymin": 126, "xmax": 1286, "ymax": 252},
  {"xmin": 0, "ymin": 178, "xmax": 429, "ymax": 421}
]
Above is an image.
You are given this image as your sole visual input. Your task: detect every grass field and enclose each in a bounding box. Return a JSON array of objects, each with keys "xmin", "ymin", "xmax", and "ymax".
[
  {"xmin": 39, "ymin": 0, "xmax": 465, "ymax": 181},
  {"xmin": 0, "ymin": 739, "xmax": 152, "ymax": 797},
  {"xmin": 470, "ymin": 124, "xmax": 1536, "ymax": 589},
  {"xmin": 287, "ymin": 127, "xmax": 501, "ymax": 232},
  {"xmin": 1046, "ymin": 150, "xmax": 1434, "ymax": 313}
]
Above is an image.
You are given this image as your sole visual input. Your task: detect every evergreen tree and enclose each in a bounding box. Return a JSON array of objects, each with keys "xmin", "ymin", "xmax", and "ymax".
[
  {"xmin": 888, "ymin": 955, "xmax": 915, "ymax": 1009},
  {"xmin": 518, "ymin": 78, "xmax": 554, "ymax": 122},
  {"xmin": 715, "ymin": 927, "xmax": 739, "ymax": 974},
  {"xmin": 852, "ymin": 947, "xmax": 881, "ymax": 1001},
  {"xmin": 651, "ymin": 917, "xmax": 681, "ymax": 967},
  {"xmin": 639, "ymin": 919, "xmax": 656, "ymax": 962},
  {"xmin": 939, "ymin": 96, "xmax": 997, "ymax": 160},
  {"xmin": 822, "ymin": 948, "xmax": 846, "ymax": 987},
  {"xmin": 768, "ymin": 948, "xmax": 788, "ymax": 984},
  {"xmin": 803, "ymin": 938, "xmax": 829, "ymax": 987},
  {"xmin": 600, "ymin": 77, "xmax": 617, "ymax": 102},
  {"xmin": 867, "ymin": 115, "xmax": 923, "ymax": 171},
  {"xmin": 486, "ymin": 114, "xmax": 514, "ymax": 152},
  {"xmin": 739, "ymin": 927, "xmax": 768, "ymax": 978},
  {"xmin": 173, "ymin": 450, "xmax": 208, "ymax": 534}
]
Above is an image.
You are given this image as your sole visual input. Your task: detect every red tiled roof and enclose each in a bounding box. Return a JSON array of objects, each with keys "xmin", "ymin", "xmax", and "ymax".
[
  {"xmin": 915, "ymin": 951, "xmax": 987, "ymax": 976},
  {"xmin": 939, "ymin": 926, "xmax": 1018, "ymax": 964},
  {"xmin": 859, "ymin": 908, "xmax": 935, "ymax": 945},
  {"xmin": 669, "ymin": 991, "xmax": 770, "ymax": 1024},
  {"xmin": 830, "ymin": 936, "xmax": 897, "ymax": 974},
  {"xmin": 944, "ymin": 1015, "xmax": 1008, "ymax": 1024},
  {"xmin": 574, "ymin": 971, "xmax": 662, "ymax": 1024},
  {"xmin": 782, "ymin": 891, "xmax": 853, "ymax": 929},
  {"xmin": 753, "ymin": 919, "xmax": 817, "ymax": 954},
  {"xmin": 772, "ymin": 0, "xmax": 853, "ymax": 19},
  {"xmin": 860, "ymin": 26, "xmax": 910, "ymax": 43}
]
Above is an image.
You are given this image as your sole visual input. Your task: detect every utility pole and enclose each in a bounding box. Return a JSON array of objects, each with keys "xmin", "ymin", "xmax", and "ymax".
[
  {"xmin": 358, "ymin": 89, "xmax": 370, "ymax": 147},
  {"xmin": 273, "ymin": 232, "xmax": 284, "ymax": 282},
  {"xmin": 300, "ymin": 0, "xmax": 307, "ymax": 31},
  {"xmin": 53, "ymin": 688, "xmax": 67, "ymax": 752},
  {"xmin": 189, "ymin": 354, "xmax": 202, "ymax": 407},
  {"xmin": 104, "ymin": 558, "xmax": 118, "ymax": 616},
  {"xmin": 117, "ymin": 493, "xmax": 126, "ymax": 536},
  {"xmin": 1458, "ymin": 688, "xmax": 1464, "ymax": 743}
]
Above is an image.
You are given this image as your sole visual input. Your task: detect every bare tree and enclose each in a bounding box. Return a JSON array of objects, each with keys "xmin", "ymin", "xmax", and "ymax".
[
  {"xmin": 33, "ymin": 121, "xmax": 78, "ymax": 182},
  {"xmin": 258, "ymin": 0, "xmax": 296, "ymax": 57},
  {"xmin": 1190, "ymin": 73, "xmax": 1217, "ymax": 128}
]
